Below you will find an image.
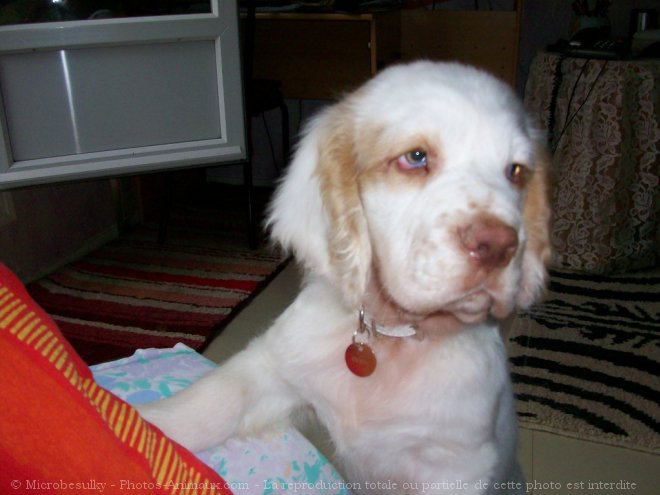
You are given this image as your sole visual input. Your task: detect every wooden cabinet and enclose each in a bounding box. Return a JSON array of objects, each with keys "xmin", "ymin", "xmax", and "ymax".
[
  {"xmin": 251, "ymin": 4, "xmax": 522, "ymax": 98},
  {"xmin": 252, "ymin": 12, "xmax": 401, "ymax": 99},
  {"xmin": 400, "ymin": 9, "xmax": 522, "ymax": 87}
]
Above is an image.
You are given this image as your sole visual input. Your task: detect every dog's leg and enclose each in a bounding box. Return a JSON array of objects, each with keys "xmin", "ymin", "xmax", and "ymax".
[{"xmin": 136, "ymin": 337, "xmax": 300, "ymax": 453}]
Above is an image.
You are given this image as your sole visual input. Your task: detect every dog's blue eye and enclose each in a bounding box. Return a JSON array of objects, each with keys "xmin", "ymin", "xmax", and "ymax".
[{"xmin": 397, "ymin": 150, "xmax": 427, "ymax": 171}]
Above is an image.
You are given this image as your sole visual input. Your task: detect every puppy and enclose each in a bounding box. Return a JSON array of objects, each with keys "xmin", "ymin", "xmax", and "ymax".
[{"xmin": 138, "ymin": 61, "xmax": 551, "ymax": 494}]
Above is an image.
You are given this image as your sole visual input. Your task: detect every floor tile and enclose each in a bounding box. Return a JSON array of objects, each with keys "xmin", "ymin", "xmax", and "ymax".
[{"xmin": 529, "ymin": 430, "xmax": 659, "ymax": 495}]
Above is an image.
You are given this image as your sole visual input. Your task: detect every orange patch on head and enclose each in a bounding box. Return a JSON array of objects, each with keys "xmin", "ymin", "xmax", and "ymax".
[
  {"xmin": 514, "ymin": 143, "xmax": 553, "ymax": 309},
  {"xmin": 314, "ymin": 104, "xmax": 372, "ymax": 304},
  {"xmin": 522, "ymin": 147, "xmax": 552, "ymax": 267}
]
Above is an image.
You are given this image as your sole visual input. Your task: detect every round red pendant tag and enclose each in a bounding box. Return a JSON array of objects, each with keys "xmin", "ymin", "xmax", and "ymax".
[{"xmin": 345, "ymin": 342, "xmax": 377, "ymax": 377}]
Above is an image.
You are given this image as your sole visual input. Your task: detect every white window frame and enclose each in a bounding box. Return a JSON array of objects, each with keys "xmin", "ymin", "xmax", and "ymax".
[{"xmin": 0, "ymin": 0, "xmax": 245, "ymax": 189}]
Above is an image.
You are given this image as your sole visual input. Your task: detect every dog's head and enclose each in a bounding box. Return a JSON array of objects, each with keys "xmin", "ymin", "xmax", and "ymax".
[{"xmin": 268, "ymin": 61, "xmax": 551, "ymax": 324}]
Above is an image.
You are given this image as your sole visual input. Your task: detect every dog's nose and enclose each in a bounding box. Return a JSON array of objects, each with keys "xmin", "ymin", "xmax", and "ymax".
[{"xmin": 459, "ymin": 220, "xmax": 518, "ymax": 271}]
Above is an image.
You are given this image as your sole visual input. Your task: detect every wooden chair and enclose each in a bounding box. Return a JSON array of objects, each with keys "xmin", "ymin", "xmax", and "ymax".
[
  {"xmin": 241, "ymin": 0, "xmax": 290, "ymax": 247},
  {"xmin": 158, "ymin": 0, "xmax": 290, "ymax": 248}
]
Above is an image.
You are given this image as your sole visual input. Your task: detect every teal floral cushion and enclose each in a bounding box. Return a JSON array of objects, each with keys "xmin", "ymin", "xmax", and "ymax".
[{"xmin": 92, "ymin": 344, "xmax": 349, "ymax": 494}]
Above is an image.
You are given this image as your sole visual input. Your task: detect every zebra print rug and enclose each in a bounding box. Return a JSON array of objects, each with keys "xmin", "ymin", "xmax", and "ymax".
[{"xmin": 508, "ymin": 267, "xmax": 659, "ymax": 454}]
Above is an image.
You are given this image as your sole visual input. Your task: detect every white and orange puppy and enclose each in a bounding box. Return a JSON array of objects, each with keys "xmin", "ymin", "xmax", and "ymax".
[{"xmin": 139, "ymin": 61, "xmax": 551, "ymax": 494}]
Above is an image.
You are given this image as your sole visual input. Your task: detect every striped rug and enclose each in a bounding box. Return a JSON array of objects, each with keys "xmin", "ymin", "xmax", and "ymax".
[
  {"xmin": 508, "ymin": 267, "xmax": 660, "ymax": 453},
  {"xmin": 27, "ymin": 205, "xmax": 286, "ymax": 365}
]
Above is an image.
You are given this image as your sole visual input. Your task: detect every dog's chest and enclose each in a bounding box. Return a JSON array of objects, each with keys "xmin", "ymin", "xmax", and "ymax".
[
  {"xmin": 304, "ymin": 325, "xmax": 506, "ymax": 444},
  {"xmin": 270, "ymin": 285, "xmax": 507, "ymax": 450}
]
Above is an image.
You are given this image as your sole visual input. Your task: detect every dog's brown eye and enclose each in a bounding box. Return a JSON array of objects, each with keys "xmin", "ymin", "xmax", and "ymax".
[
  {"xmin": 505, "ymin": 163, "xmax": 527, "ymax": 187},
  {"xmin": 397, "ymin": 150, "xmax": 428, "ymax": 171}
]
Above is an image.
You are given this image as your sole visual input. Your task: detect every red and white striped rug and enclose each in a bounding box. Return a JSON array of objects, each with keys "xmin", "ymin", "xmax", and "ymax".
[{"xmin": 27, "ymin": 206, "xmax": 286, "ymax": 365}]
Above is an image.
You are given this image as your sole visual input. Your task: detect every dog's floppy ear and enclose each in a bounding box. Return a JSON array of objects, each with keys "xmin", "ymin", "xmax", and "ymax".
[
  {"xmin": 517, "ymin": 143, "xmax": 553, "ymax": 308},
  {"xmin": 266, "ymin": 103, "xmax": 372, "ymax": 307}
]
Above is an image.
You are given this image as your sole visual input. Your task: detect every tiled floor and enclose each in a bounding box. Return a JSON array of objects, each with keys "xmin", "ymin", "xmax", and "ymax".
[{"xmin": 203, "ymin": 263, "xmax": 660, "ymax": 494}]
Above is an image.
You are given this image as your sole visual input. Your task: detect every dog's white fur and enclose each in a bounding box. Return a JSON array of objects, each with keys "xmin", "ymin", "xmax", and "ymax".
[{"xmin": 138, "ymin": 61, "xmax": 551, "ymax": 494}]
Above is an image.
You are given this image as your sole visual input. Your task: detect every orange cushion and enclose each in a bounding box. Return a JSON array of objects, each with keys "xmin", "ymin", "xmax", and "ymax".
[{"xmin": 0, "ymin": 264, "xmax": 232, "ymax": 494}]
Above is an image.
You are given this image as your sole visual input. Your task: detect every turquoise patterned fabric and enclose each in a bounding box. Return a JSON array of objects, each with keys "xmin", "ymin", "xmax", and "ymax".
[{"xmin": 92, "ymin": 344, "xmax": 350, "ymax": 494}]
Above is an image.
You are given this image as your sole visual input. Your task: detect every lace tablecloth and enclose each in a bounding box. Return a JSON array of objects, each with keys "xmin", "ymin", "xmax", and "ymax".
[{"xmin": 524, "ymin": 52, "xmax": 659, "ymax": 274}]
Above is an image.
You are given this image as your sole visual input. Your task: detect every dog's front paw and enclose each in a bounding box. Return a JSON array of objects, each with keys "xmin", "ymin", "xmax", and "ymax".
[
  {"xmin": 134, "ymin": 401, "xmax": 179, "ymax": 438},
  {"xmin": 135, "ymin": 400, "xmax": 213, "ymax": 453}
]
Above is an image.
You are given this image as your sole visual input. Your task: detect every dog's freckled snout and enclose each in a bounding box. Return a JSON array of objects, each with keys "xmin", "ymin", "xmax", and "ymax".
[{"xmin": 459, "ymin": 220, "xmax": 518, "ymax": 271}]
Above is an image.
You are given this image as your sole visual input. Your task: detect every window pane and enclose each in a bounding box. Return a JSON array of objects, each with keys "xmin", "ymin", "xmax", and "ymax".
[{"xmin": 0, "ymin": 1, "xmax": 212, "ymax": 26}]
